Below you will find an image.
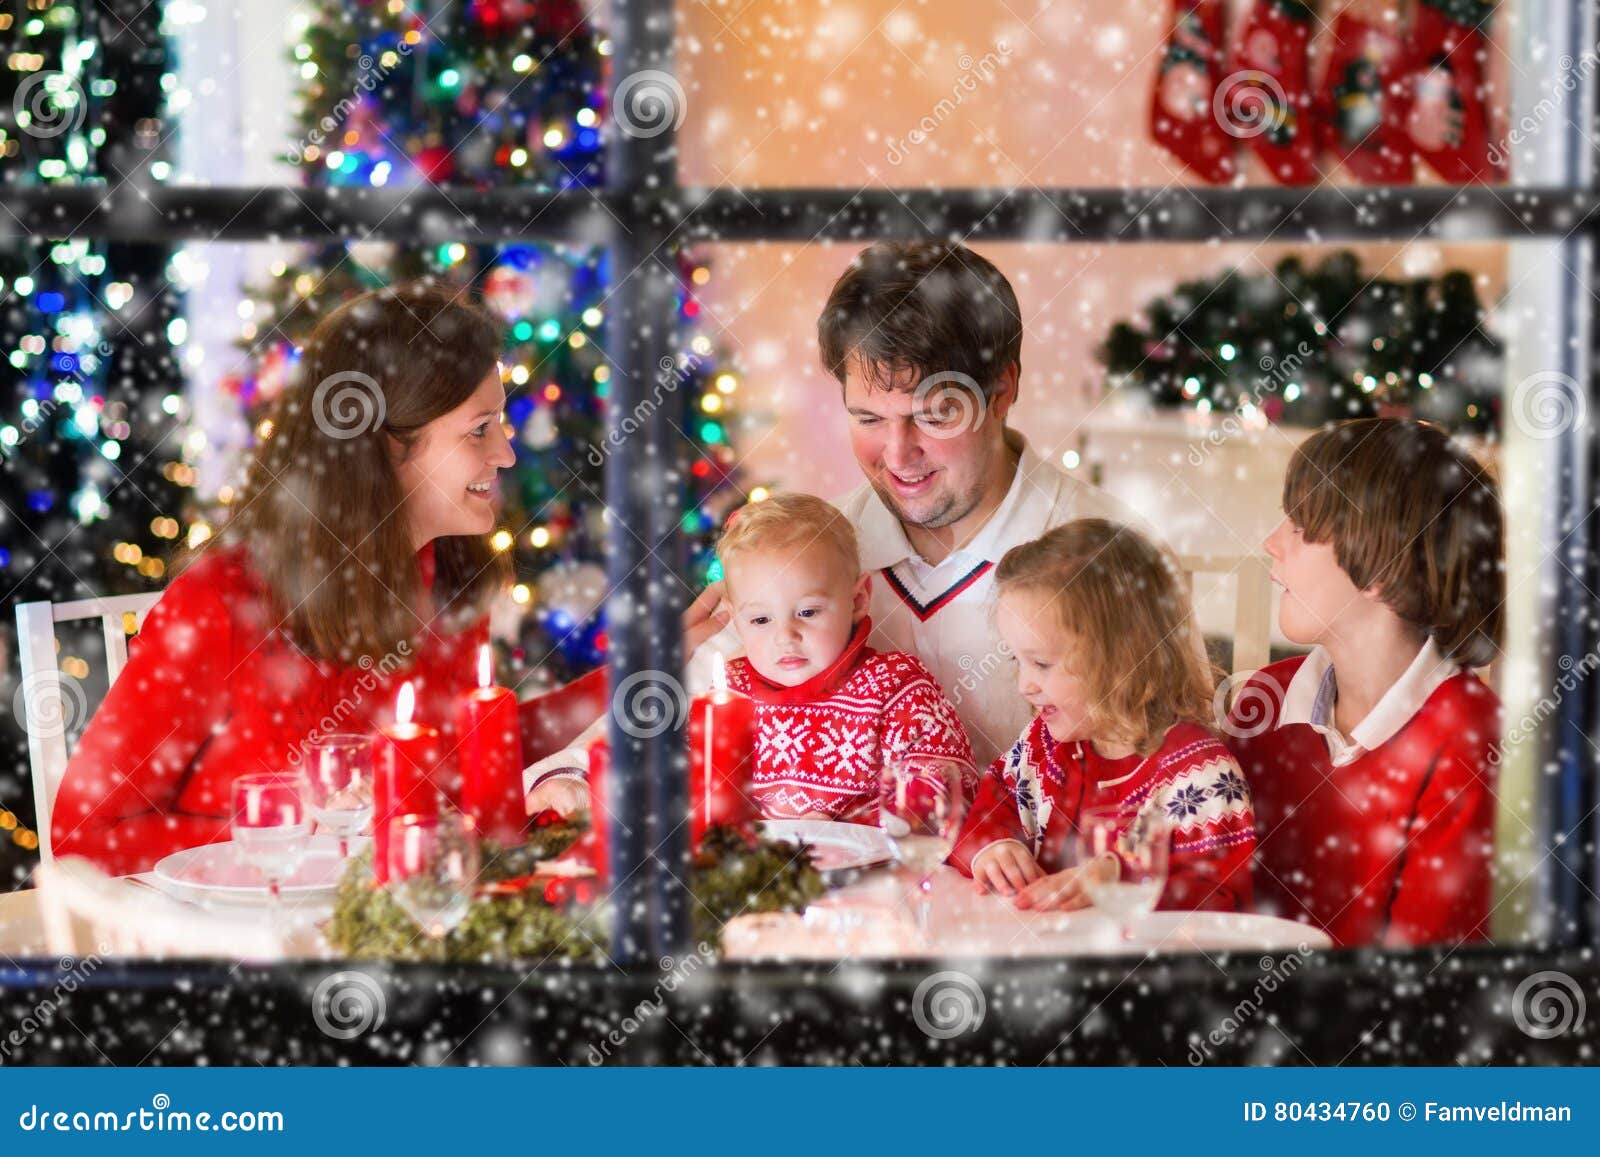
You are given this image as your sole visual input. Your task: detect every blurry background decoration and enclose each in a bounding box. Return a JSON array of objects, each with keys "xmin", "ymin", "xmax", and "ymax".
[
  {"xmin": 1097, "ymin": 250, "xmax": 1504, "ymax": 434},
  {"xmin": 0, "ymin": 1, "xmax": 195, "ymax": 882},
  {"xmin": 211, "ymin": 0, "xmax": 752, "ymax": 688}
]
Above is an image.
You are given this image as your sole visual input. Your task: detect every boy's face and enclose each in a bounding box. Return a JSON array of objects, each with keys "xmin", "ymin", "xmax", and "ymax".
[
  {"xmin": 1264, "ymin": 517, "xmax": 1366, "ymax": 645},
  {"xmin": 996, "ymin": 587, "xmax": 1094, "ymax": 744},
  {"xmin": 724, "ymin": 545, "xmax": 869, "ymax": 687}
]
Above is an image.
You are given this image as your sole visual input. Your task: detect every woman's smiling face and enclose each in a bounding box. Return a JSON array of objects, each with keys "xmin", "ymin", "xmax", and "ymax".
[{"xmin": 393, "ymin": 369, "xmax": 516, "ymax": 548}]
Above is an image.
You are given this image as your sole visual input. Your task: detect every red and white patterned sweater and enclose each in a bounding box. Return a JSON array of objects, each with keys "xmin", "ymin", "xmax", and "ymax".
[
  {"xmin": 725, "ymin": 617, "xmax": 976, "ymax": 823},
  {"xmin": 949, "ymin": 716, "xmax": 1257, "ymax": 912}
]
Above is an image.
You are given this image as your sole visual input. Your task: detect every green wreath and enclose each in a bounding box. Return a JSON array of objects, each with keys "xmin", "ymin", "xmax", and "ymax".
[{"xmin": 323, "ymin": 822, "xmax": 824, "ymax": 962}]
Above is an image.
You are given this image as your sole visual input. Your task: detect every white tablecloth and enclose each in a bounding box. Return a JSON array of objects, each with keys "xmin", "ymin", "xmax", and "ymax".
[{"xmin": 722, "ymin": 866, "xmax": 1332, "ymax": 960}]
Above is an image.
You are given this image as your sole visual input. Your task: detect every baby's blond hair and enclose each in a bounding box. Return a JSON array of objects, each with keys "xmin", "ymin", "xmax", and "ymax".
[{"xmin": 717, "ymin": 492, "xmax": 860, "ymax": 581}]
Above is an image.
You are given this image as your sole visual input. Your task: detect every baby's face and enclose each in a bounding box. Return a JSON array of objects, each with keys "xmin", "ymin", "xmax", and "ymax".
[{"xmin": 724, "ymin": 545, "xmax": 865, "ymax": 687}]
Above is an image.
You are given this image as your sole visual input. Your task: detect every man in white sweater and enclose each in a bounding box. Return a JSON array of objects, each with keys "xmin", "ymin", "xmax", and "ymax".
[{"xmin": 526, "ymin": 240, "xmax": 1146, "ymax": 811}]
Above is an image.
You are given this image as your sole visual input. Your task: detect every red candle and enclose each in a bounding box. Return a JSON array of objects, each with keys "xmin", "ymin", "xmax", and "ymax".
[
  {"xmin": 564, "ymin": 735, "xmax": 610, "ymax": 885},
  {"xmin": 687, "ymin": 653, "xmax": 759, "ymax": 848},
  {"xmin": 372, "ymin": 680, "xmax": 442, "ymax": 885},
  {"xmin": 457, "ymin": 643, "xmax": 526, "ymax": 846}
]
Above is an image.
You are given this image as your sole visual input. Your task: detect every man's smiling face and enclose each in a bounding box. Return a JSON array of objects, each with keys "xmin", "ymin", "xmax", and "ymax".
[{"xmin": 842, "ymin": 354, "xmax": 1012, "ymax": 531}]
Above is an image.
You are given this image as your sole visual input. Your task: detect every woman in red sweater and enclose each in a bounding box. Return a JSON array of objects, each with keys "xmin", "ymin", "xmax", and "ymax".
[
  {"xmin": 1226, "ymin": 419, "xmax": 1504, "ymax": 948},
  {"xmin": 51, "ymin": 283, "xmax": 518, "ymax": 875}
]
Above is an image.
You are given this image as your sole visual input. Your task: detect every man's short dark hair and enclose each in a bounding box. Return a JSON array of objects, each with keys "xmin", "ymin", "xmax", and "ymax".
[{"xmin": 817, "ymin": 241, "xmax": 1022, "ymax": 397}]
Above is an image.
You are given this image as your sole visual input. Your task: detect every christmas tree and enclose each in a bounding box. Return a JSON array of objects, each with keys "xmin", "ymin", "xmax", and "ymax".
[
  {"xmin": 1, "ymin": 1, "xmax": 195, "ymax": 885},
  {"xmin": 1098, "ymin": 251, "xmax": 1504, "ymax": 435},
  {"xmin": 221, "ymin": 0, "xmax": 748, "ymax": 690}
]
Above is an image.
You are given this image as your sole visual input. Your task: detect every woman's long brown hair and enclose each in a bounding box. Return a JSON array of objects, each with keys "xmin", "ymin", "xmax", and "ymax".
[{"xmin": 177, "ymin": 281, "xmax": 510, "ymax": 664}]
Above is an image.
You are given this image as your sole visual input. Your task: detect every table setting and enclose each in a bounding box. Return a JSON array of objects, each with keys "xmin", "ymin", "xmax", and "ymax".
[{"xmin": 5, "ymin": 648, "xmax": 1328, "ymax": 962}]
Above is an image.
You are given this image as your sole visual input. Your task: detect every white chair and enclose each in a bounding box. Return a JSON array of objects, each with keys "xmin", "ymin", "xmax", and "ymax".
[
  {"xmin": 36, "ymin": 856, "xmax": 283, "ymax": 960},
  {"xmin": 1176, "ymin": 553, "xmax": 1275, "ymax": 678},
  {"xmin": 15, "ymin": 591, "xmax": 162, "ymax": 863}
]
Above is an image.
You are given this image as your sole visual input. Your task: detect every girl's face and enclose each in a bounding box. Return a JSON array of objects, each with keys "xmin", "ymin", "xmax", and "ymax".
[
  {"xmin": 1263, "ymin": 517, "xmax": 1365, "ymax": 646},
  {"xmin": 996, "ymin": 586, "xmax": 1095, "ymax": 744},
  {"xmin": 393, "ymin": 370, "xmax": 516, "ymax": 549},
  {"xmin": 725, "ymin": 546, "xmax": 869, "ymax": 687}
]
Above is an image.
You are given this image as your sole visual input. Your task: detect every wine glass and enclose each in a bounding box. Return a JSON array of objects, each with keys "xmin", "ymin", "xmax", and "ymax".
[
  {"xmin": 1075, "ymin": 804, "xmax": 1170, "ymax": 943},
  {"xmin": 230, "ymin": 772, "xmax": 313, "ymax": 916},
  {"xmin": 384, "ymin": 812, "xmax": 481, "ymax": 955},
  {"xmin": 304, "ymin": 733, "xmax": 375, "ymax": 857},
  {"xmin": 878, "ymin": 753, "xmax": 967, "ymax": 938}
]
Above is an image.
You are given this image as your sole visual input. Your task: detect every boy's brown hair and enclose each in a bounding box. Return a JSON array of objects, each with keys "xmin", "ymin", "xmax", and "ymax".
[
  {"xmin": 1283, "ymin": 419, "xmax": 1503, "ymax": 668},
  {"xmin": 717, "ymin": 492, "xmax": 860, "ymax": 583},
  {"xmin": 995, "ymin": 519, "xmax": 1218, "ymax": 755}
]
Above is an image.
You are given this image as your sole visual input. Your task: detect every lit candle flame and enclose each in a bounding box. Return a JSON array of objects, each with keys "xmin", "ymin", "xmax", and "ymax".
[
  {"xmin": 396, "ymin": 680, "xmax": 415, "ymax": 727},
  {"xmin": 477, "ymin": 642, "xmax": 493, "ymax": 690},
  {"xmin": 711, "ymin": 651, "xmax": 729, "ymax": 696}
]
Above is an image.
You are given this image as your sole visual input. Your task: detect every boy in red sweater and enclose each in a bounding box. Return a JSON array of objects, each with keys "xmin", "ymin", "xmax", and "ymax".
[
  {"xmin": 1227, "ymin": 419, "xmax": 1503, "ymax": 948},
  {"xmin": 949, "ymin": 519, "xmax": 1256, "ymax": 912},
  {"xmin": 717, "ymin": 493, "xmax": 975, "ymax": 822}
]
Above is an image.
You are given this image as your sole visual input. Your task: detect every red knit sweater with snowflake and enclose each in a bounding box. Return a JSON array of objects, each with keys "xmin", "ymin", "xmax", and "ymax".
[
  {"xmin": 1226, "ymin": 656, "xmax": 1500, "ymax": 948},
  {"xmin": 949, "ymin": 716, "xmax": 1256, "ymax": 912},
  {"xmin": 725, "ymin": 617, "xmax": 976, "ymax": 823}
]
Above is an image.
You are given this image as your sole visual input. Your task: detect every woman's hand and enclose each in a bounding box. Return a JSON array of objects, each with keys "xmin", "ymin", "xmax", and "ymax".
[
  {"xmin": 525, "ymin": 776, "xmax": 589, "ymax": 819},
  {"xmin": 971, "ymin": 841, "xmax": 1044, "ymax": 898},
  {"xmin": 683, "ymin": 581, "xmax": 731, "ymax": 655},
  {"xmin": 1013, "ymin": 854, "xmax": 1118, "ymax": 911}
]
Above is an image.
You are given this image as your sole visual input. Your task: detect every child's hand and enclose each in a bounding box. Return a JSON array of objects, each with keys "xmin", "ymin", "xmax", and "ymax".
[
  {"xmin": 525, "ymin": 776, "xmax": 588, "ymax": 819},
  {"xmin": 971, "ymin": 841, "xmax": 1044, "ymax": 897},
  {"xmin": 1013, "ymin": 854, "xmax": 1118, "ymax": 911}
]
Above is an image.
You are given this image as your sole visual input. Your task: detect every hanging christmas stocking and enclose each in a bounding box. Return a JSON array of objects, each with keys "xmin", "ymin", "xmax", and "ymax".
[
  {"xmin": 1150, "ymin": 0, "xmax": 1237, "ymax": 183},
  {"xmin": 1317, "ymin": 11, "xmax": 1415, "ymax": 184},
  {"xmin": 1405, "ymin": 0, "xmax": 1506, "ymax": 182},
  {"xmin": 1226, "ymin": 0, "xmax": 1318, "ymax": 184}
]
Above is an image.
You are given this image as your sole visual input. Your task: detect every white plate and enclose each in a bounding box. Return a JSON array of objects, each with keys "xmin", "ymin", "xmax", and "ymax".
[
  {"xmin": 759, "ymin": 820, "xmax": 895, "ymax": 873},
  {"xmin": 152, "ymin": 835, "xmax": 346, "ymax": 906}
]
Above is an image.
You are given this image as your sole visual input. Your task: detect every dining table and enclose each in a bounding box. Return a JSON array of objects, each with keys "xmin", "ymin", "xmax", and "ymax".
[{"xmin": 0, "ymin": 859, "xmax": 1330, "ymax": 963}]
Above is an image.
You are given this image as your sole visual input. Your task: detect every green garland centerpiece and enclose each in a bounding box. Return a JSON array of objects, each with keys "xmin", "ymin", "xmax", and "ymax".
[{"xmin": 324, "ymin": 821, "xmax": 825, "ymax": 963}]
